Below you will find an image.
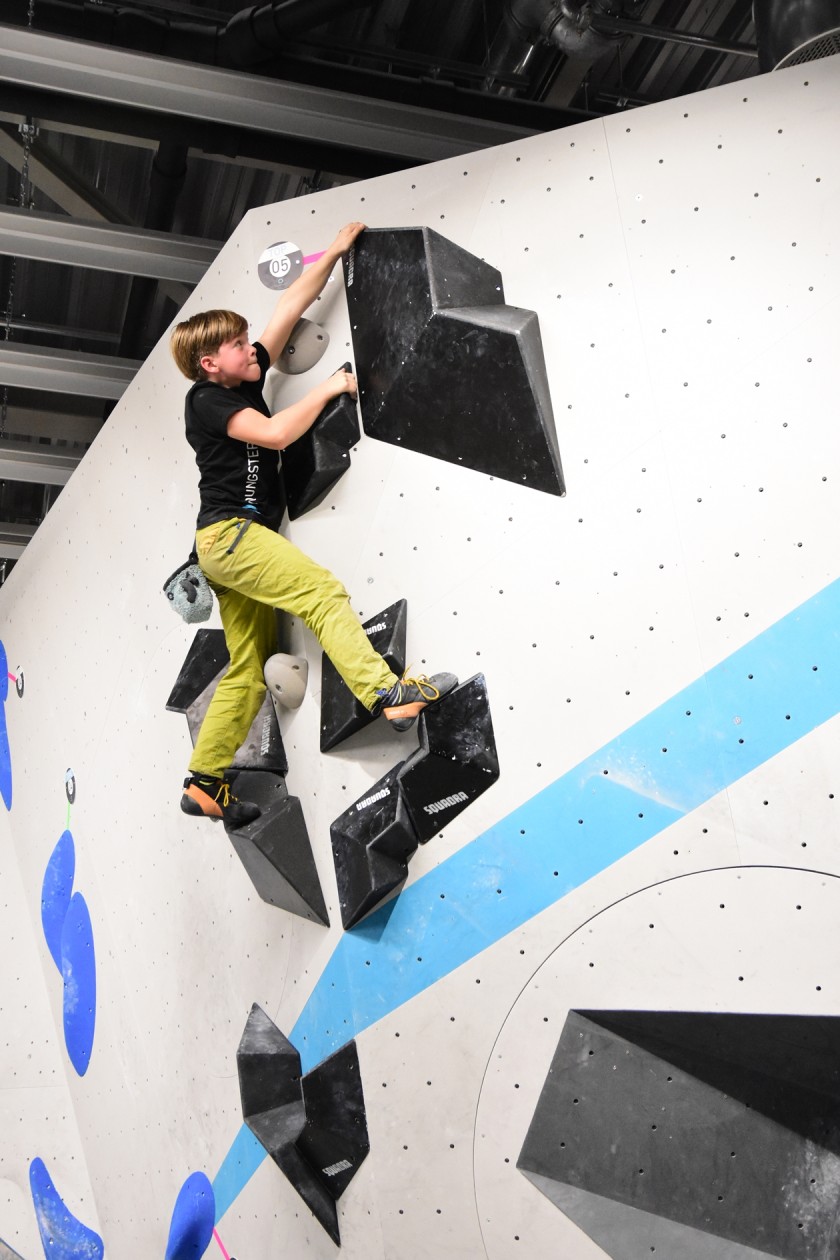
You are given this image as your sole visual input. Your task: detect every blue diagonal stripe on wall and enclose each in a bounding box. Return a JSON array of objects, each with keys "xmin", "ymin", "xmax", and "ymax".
[{"xmin": 213, "ymin": 577, "xmax": 840, "ymax": 1221}]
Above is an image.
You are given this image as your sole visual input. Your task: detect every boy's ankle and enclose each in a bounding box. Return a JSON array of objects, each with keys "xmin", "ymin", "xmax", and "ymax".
[{"xmin": 181, "ymin": 774, "xmax": 261, "ymax": 829}]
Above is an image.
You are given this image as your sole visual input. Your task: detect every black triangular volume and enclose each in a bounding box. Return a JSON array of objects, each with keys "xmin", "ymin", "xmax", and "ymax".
[
  {"xmin": 165, "ymin": 628, "xmax": 229, "ymax": 712},
  {"xmin": 330, "ymin": 761, "xmax": 419, "ymax": 928},
  {"xmin": 184, "ymin": 663, "xmax": 226, "ymax": 747},
  {"xmin": 226, "ymin": 772, "xmax": 329, "ymax": 925},
  {"xmin": 397, "ymin": 673, "xmax": 500, "ymax": 844},
  {"xmin": 236, "ymin": 1006, "xmax": 369, "ymax": 1248},
  {"xmin": 344, "ymin": 227, "xmax": 564, "ymax": 496},
  {"xmin": 237, "ymin": 1003, "xmax": 304, "ymax": 1130},
  {"xmin": 518, "ymin": 1010, "xmax": 840, "ymax": 1259},
  {"xmin": 229, "ymin": 692, "xmax": 289, "ymax": 776},
  {"xmin": 320, "ymin": 599, "xmax": 407, "ymax": 752},
  {"xmin": 282, "ymin": 390, "xmax": 361, "ymax": 519},
  {"xmin": 183, "ymin": 679, "xmax": 288, "ymax": 777},
  {"xmin": 300, "ymin": 1040, "xmax": 370, "ymax": 1199}
]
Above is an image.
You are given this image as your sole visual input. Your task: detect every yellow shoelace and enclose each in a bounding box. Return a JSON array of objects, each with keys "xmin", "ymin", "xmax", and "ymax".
[
  {"xmin": 214, "ymin": 782, "xmax": 232, "ymax": 806},
  {"xmin": 397, "ymin": 672, "xmax": 440, "ymax": 701}
]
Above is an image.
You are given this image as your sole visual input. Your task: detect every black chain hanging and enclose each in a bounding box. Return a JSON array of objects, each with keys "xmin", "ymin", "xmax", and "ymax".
[{"xmin": 1, "ymin": 0, "xmax": 37, "ymax": 441}]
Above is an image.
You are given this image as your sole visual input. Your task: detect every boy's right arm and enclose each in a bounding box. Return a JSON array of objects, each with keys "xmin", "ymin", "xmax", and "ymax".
[
  {"xmin": 258, "ymin": 222, "xmax": 365, "ymax": 366},
  {"xmin": 226, "ymin": 368, "xmax": 356, "ymax": 451}
]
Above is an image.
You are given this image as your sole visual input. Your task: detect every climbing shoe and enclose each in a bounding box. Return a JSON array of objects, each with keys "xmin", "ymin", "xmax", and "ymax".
[
  {"xmin": 374, "ymin": 671, "xmax": 458, "ymax": 732},
  {"xmin": 180, "ymin": 775, "xmax": 261, "ymax": 829}
]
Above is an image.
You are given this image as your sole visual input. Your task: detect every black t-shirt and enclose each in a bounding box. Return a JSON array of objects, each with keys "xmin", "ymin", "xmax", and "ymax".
[{"xmin": 185, "ymin": 341, "xmax": 283, "ymax": 530}]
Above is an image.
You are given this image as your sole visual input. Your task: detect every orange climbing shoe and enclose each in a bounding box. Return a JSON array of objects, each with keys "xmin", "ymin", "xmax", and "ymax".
[
  {"xmin": 181, "ymin": 775, "xmax": 261, "ymax": 829},
  {"xmin": 374, "ymin": 671, "xmax": 458, "ymax": 732}
]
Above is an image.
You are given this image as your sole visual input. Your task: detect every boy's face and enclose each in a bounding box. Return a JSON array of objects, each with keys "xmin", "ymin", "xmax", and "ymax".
[{"xmin": 200, "ymin": 333, "xmax": 260, "ymax": 387}]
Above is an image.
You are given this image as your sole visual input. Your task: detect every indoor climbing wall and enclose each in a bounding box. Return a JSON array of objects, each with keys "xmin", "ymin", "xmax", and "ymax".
[{"xmin": 0, "ymin": 52, "xmax": 839, "ymax": 1260}]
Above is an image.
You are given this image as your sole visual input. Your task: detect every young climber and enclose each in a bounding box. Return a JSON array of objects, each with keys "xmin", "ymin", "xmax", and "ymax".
[{"xmin": 170, "ymin": 221, "xmax": 456, "ymax": 827}]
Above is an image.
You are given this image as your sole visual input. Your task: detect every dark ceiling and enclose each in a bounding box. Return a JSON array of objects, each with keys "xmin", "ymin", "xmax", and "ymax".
[{"xmin": 3, "ymin": 0, "xmax": 825, "ymax": 582}]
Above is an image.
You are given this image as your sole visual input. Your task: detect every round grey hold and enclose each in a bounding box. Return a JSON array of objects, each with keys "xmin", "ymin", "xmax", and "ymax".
[
  {"xmin": 258, "ymin": 241, "xmax": 304, "ymax": 291},
  {"xmin": 264, "ymin": 653, "xmax": 308, "ymax": 709},
  {"xmin": 276, "ymin": 317, "xmax": 330, "ymax": 375}
]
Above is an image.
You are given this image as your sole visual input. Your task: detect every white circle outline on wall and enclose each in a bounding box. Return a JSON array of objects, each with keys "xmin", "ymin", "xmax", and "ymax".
[{"xmin": 472, "ymin": 864, "xmax": 840, "ymax": 1260}]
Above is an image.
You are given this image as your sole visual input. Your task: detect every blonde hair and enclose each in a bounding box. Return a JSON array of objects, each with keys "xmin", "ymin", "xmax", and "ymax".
[{"xmin": 170, "ymin": 309, "xmax": 249, "ymax": 381}]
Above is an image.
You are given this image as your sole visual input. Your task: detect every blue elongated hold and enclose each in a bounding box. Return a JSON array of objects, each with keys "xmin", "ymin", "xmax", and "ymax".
[
  {"xmin": 60, "ymin": 892, "xmax": 96, "ymax": 1076},
  {"xmin": 0, "ymin": 639, "xmax": 11, "ymax": 810},
  {"xmin": 29, "ymin": 1157, "xmax": 104, "ymax": 1260},
  {"xmin": 165, "ymin": 1172, "xmax": 216, "ymax": 1260},
  {"xmin": 41, "ymin": 831, "xmax": 76, "ymax": 974}
]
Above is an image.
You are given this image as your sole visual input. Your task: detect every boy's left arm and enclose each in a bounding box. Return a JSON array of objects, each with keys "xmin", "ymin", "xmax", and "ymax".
[{"xmin": 258, "ymin": 221, "xmax": 365, "ymax": 366}]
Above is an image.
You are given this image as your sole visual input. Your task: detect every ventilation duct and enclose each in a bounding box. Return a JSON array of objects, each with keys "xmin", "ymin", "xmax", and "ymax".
[
  {"xmin": 753, "ymin": 0, "xmax": 840, "ymax": 70},
  {"xmin": 25, "ymin": 0, "xmax": 375, "ymax": 68},
  {"xmin": 545, "ymin": 0, "xmax": 619, "ymax": 58},
  {"xmin": 485, "ymin": 0, "xmax": 617, "ymax": 91}
]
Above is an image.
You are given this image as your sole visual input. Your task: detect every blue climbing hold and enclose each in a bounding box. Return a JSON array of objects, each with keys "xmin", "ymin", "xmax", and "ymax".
[
  {"xmin": 0, "ymin": 639, "xmax": 8, "ymax": 702},
  {"xmin": 60, "ymin": 892, "xmax": 96, "ymax": 1077},
  {"xmin": 29, "ymin": 1157, "xmax": 104, "ymax": 1260},
  {"xmin": 41, "ymin": 831, "xmax": 76, "ymax": 974},
  {"xmin": 0, "ymin": 640, "xmax": 10, "ymax": 811},
  {"xmin": 165, "ymin": 1171, "xmax": 216, "ymax": 1260}
]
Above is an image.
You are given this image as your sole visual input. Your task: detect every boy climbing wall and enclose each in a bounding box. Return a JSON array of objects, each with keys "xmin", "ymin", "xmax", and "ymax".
[{"xmin": 170, "ymin": 222, "xmax": 456, "ymax": 827}]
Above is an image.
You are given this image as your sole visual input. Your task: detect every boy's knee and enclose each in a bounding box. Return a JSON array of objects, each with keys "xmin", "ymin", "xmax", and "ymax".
[{"xmin": 316, "ymin": 568, "xmax": 349, "ymax": 603}]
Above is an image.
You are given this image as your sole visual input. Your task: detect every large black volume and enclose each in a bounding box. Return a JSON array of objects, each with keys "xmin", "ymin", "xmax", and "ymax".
[
  {"xmin": 519, "ymin": 1010, "xmax": 840, "ymax": 1259},
  {"xmin": 344, "ymin": 227, "xmax": 564, "ymax": 496}
]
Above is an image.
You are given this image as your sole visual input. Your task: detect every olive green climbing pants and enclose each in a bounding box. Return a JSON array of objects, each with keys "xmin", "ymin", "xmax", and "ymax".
[{"xmin": 188, "ymin": 516, "xmax": 397, "ymax": 778}]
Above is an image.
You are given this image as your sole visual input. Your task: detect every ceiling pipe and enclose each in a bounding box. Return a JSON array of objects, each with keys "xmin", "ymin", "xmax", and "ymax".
[
  {"xmin": 589, "ymin": 15, "xmax": 758, "ymax": 59},
  {"xmin": 225, "ymin": 0, "xmax": 377, "ymax": 67},
  {"xmin": 484, "ymin": 0, "xmax": 618, "ymax": 93},
  {"xmin": 20, "ymin": 0, "xmax": 377, "ymax": 68}
]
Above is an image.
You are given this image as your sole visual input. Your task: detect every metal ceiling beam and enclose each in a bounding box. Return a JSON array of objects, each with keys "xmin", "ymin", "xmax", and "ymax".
[
  {"xmin": 0, "ymin": 439, "xmax": 79, "ymax": 486},
  {"xmin": 0, "ymin": 108, "xmax": 158, "ymax": 152},
  {"xmin": 1, "ymin": 404, "xmax": 102, "ymax": 444},
  {"xmin": 0, "ymin": 81, "xmax": 413, "ymax": 180},
  {"xmin": 4, "ymin": 316, "xmax": 121, "ymax": 345},
  {"xmin": 0, "ymin": 206, "xmax": 220, "ymax": 283},
  {"xmin": 0, "ymin": 124, "xmax": 131, "ymax": 223},
  {"xmin": 0, "ymin": 24, "xmax": 534, "ymax": 162},
  {"xmin": 0, "ymin": 522, "xmax": 37, "ymax": 560},
  {"xmin": 0, "ymin": 108, "xmax": 352, "ymax": 180},
  {"xmin": 0, "ymin": 344, "xmax": 139, "ymax": 399},
  {"xmin": 591, "ymin": 14, "xmax": 757, "ymax": 57}
]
